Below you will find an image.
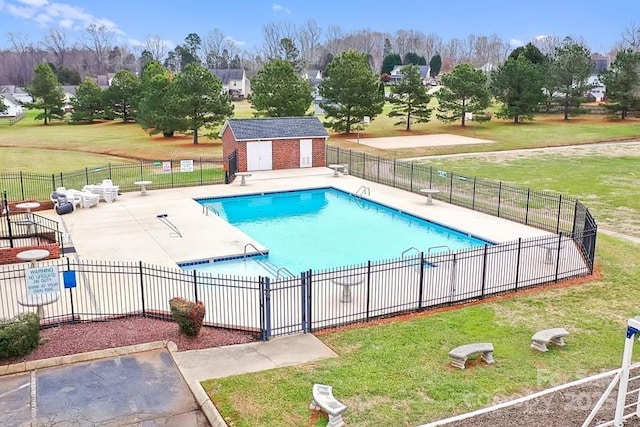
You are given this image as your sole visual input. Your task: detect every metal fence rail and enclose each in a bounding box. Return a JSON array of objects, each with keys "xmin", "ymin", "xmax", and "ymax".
[{"xmin": 1, "ymin": 157, "xmax": 229, "ymax": 203}]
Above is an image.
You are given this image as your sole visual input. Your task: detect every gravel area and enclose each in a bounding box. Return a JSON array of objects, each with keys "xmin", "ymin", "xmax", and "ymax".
[{"xmin": 0, "ymin": 317, "xmax": 258, "ymax": 366}]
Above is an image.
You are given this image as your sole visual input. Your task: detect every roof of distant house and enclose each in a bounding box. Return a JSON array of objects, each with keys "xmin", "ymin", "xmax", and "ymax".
[
  {"xmin": 210, "ymin": 68, "xmax": 245, "ymax": 84},
  {"xmin": 221, "ymin": 117, "xmax": 329, "ymax": 141}
]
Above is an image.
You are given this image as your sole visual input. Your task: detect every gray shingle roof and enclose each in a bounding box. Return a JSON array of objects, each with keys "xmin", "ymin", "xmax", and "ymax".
[
  {"xmin": 210, "ymin": 68, "xmax": 245, "ymax": 84},
  {"xmin": 223, "ymin": 117, "xmax": 329, "ymax": 141}
]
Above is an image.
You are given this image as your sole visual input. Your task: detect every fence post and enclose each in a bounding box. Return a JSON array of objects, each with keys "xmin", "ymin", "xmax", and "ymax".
[
  {"xmin": 480, "ymin": 244, "xmax": 488, "ymax": 298},
  {"xmin": 51, "ymin": 173, "xmax": 56, "ymax": 192},
  {"xmin": 572, "ymin": 200, "xmax": 580, "ymax": 236},
  {"xmin": 19, "ymin": 171, "xmax": 25, "ymax": 200},
  {"xmin": 200, "ymin": 157, "xmax": 204, "ymax": 185},
  {"xmin": 349, "ymin": 150, "xmax": 353, "ymax": 175},
  {"xmin": 464, "ymin": 176, "xmax": 472, "ymax": 211},
  {"xmin": 554, "ymin": 233, "xmax": 562, "ymax": 282},
  {"xmin": 259, "ymin": 276, "xmax": 272, "ymax": 340},
  {"xmin": 393, "ymin": 159, "xmax": 396, "ymax": 188},
  {"xmin": 193, "ymin": 270, "xmax": 198, "ymax": 302},
  {"xmin": 139, "ymin": 261, "xmax": 146, "ymax": 317},
  {"xmin": 556, "ymin": 194, "xmax": 563, "ymax": 234},
  {"xmin": 525, "ymin": 189, "xmax": 530, "ymax": 225},
  {"xmin": 365, "ymin": 261, "xmax": 372, "ymax": 321},
  {"xmin": 429, "ymin": 166, "xmax": 433, "ymax": 189},
  {"xmin": 301, "ymin": 271, "xmax": 307, "ymax": 333},
  {"xmin": 67, "ymin": 257, "xmax": 75, "ymax": 321},
  {"xmin": 417, "ymin": 252, "xmax": 425, "ymax": 310},
  {"xmin": 514, "ymin": 238, "xmax": 522, "ymax": 291},
  {"xmin": 410, "ymin": 162, "xmax": 414, "ymax": 192},
  {"xmin": 108, "ymin": 163, "xmax": 112, "ymax": 178},
  {"xmin": 449, "ymin": 171, "xmax": 453, "ymax": 203},
  {"xmin": 2, "ymin": 191, "xmax": 14, "ymax": 248},
  {"xmin": 497, "ymin": 182, "xmax": 502, "ymax": 217},
  {"xmin": 377, "ymin": 156, "xmax": 381, "ymax": 183}
]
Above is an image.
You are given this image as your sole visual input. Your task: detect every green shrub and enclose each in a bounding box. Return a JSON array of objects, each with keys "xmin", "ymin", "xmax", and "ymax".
[
  {"xmin": 169, "ymin": 297, "xmax": 206, "ymax": 337},
  {"xmin": 0, "ymin": 313, "xmax": 40, "ymax": 359}
]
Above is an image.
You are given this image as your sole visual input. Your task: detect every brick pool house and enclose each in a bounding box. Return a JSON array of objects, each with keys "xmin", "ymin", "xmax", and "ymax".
[{"xmin": 220, "ymin": 117, "xmax": 329, "ymax": 172}]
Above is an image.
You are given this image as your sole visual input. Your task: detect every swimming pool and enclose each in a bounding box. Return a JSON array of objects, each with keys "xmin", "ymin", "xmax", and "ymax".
[{"xmin": 189, "ymin": 188, "xmax": 491, "ymax": 275}]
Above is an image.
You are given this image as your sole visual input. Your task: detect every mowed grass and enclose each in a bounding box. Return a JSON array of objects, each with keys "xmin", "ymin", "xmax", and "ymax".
[
  {"xmin": 415, "ymin": 154, "xmax": 640, "ymax": 236},
  {"xmin": 202, "ymin": 236, "xmax": 640, "ymax": 426},
  {"xmin": 2, "ymin": 101, "xmax": 640, "ymax": 172}
]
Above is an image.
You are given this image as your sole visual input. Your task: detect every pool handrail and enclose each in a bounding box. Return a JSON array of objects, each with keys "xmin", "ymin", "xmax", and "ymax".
[
  {"xmin": 276, "ymin": 266, "xmax": 296, "ymax": 280},
  {"xmin": 428, "ymin": 245, "xmax": 451, "ymax": 256},
  {"xmin": 244, "ymin": 242, "xmax": 267, "ymax": 258},
  {"xmin": 401, "ymin": 246, "xmax": 421, "ymax": 257}
]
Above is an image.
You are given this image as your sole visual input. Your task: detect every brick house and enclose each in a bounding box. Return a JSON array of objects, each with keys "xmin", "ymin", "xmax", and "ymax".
[{"xmin": 220, "ymin": 117, "xmax": 329, "ymax": 172}]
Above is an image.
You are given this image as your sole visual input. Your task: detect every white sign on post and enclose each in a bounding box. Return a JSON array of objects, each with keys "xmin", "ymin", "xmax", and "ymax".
[
  {"xmin": 26, "ymin": 266, "xmax": 60, "ymax": 295},
  {"xmin": 464, "ymin": 112, "xmax": 473, "ymax": 121}
]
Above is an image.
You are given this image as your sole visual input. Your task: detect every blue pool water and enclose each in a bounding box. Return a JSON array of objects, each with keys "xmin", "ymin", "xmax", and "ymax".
[{"xmin": 190, "ymin": 188, "xmax": 490, "ymax": 275}]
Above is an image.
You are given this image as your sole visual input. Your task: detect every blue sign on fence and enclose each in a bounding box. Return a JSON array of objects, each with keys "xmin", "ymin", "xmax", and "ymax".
[{"xmin": 63, "ymin": 270, "xmax": 77, "ymax": 288}]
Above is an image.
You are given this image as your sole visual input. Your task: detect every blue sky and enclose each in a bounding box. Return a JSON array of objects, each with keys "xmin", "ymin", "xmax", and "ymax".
[{"xmin": 0, "ymin": 0, "xmax": 636, "ymax": 54}]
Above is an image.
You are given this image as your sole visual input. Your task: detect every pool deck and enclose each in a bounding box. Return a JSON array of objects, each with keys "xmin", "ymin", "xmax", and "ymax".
[{"xmin": 38, "ymin": 167, "xmax": 553, "ymax": 269}]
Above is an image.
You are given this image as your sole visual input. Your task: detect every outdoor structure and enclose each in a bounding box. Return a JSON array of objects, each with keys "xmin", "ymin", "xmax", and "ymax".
[
  {"xmin": 209, "ymin": 68, "xmax": 251, "ymax": 99},
  {"xmin": 389, "ymin": 65, "xmax": 431, "ymax": 85},
  {"xmin": 220, "ymin": 117, "xmax": 329, "ymax": 172},
  {"xmin": 0, "ymin": 92, "xmax": 23, "ymax": 117}
]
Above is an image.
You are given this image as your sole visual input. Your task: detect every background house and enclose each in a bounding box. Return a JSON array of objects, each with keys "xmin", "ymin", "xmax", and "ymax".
[
  {"xmin": 388, "ymin": 65, "xmax": 431, "ymax": 85},
  {"xmin": 220, "ymin": 117, "xmax": 329, "ymax": 172},
  {"xmin": 209, "ymin": 68, "xmax": 251, "ymax": 99},
  {"xmin": 0, "ymin": 93, "xmax": 23, "ymax": 117},
  {"xmin": 0, "ymin": 85, "xmax": 32, "ymax": 104}
]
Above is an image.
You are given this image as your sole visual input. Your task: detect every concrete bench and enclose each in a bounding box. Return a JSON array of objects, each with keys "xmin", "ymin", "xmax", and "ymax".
[
  {"xmin": 449, "ymin": 342, "xmax": 495, "ymax": 369},
  {"xmin": 531, "ymin": 328, "xmax": 569, "ymax": 352},
  {"xmin": 309, "ymin": 384, "xmax": 347, "ymax": 427},
  {"xmin": 236, "ymin": 172, "xmax": 252, "ymax": 185}
]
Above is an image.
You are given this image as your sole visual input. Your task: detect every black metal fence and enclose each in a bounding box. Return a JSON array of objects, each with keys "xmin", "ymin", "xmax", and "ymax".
[
  {"xmin": 1, "ymin": 191, "xmax": 64, "ymax": 250},
  {"xmin": 326, "ymin": 146, "xmax": 597, "ymax": 271},
  {"xmin": 0, "ymin": 157, "xmax": 228, "ymax": 203},
  {"xmin": 0, "ymin": 229, "xmax": 593, "ymax": 339}
]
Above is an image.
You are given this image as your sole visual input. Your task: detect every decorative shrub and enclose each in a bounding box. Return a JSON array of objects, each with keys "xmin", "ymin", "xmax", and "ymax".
[
  {"xmin": 0, "ymin": 313, "xmax": 40, "ymax": 359},
  {"xmin": 169, "ymin": 297, "xmax": 206, "ymax": 336}
]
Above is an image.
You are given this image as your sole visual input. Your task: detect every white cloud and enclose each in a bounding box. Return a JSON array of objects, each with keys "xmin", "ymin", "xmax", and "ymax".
[
  {"xmin": 272, "ymin": 3, "xmax": 290, "ymax": 14},
  {"xmin": 225, "ymin": 36, "xmax": 246, "ymax": 46},
  {"xmin": 2, "ymin": 0, "xmax": 123, "ymax": 34},
  {"xmin": 509, "ymin": 38, "xmax": 523, "ymax": 47},
  {"xmin": 534, "ymin": 34, "xmax": 549, "ymax": 41}
]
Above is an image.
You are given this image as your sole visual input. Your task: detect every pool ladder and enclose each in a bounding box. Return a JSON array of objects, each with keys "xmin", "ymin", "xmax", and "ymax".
[
  {"xmin": 244, "ymin": 243, "xmax": 295, "ymax": 279},
  {"xmin": 356, "ymin": 186, "xmax": 370, "ymax": 198},
  {"xmin": 203, "ymin": 206, "xmax": 220, "ymax": 216},
  {"xmin": 428, "ymin": 245, "xmax": 451, "ymax": 256}
]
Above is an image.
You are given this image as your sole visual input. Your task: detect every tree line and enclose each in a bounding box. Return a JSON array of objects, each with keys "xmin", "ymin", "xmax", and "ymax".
[{"xmin": 3, "ymin": 20, "xmax": 636, "ymax": 87}]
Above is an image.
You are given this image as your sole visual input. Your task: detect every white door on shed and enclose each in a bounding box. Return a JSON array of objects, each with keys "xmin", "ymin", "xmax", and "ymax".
[
  {"xmin": 246, "ymin": 141, "xmax": 273, "ymax": 171},
  {"xmin": 300, "ymin": 139, "xmax": 312, "ymax": 168}
]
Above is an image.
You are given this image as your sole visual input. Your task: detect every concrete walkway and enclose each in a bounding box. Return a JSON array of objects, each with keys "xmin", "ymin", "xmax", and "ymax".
[{"xmin": 172, "ymin": 333, "xmax": 338, "ymax": 384}]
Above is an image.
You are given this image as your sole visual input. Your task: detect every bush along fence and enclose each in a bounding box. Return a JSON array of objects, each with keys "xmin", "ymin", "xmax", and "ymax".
[{"xmin": 0, "ymin": 157, "xmax": 230, "ymax": 203}]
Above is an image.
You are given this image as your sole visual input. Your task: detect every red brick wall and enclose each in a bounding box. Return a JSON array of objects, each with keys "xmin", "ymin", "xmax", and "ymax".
[
  {"xmin": 0, "ymin": 243, "xmax": 61, "ymax": 265},
  {"xmin": 230, "ymin": 138, "xmax": 327, "ymax": 172},
  {"xmin": 221, "ymin": 125, "xmax": 237, "ymax": 172}
]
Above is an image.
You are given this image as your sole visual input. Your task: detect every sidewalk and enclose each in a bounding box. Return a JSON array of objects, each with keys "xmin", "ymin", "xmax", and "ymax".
[{"xmin": 172, "ymin": 333, "xmax": 338, "ymax": 384}]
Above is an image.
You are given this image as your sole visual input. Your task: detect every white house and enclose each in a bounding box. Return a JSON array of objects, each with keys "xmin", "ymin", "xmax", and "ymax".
[
  {"xmin": 389, "ymin": 65, "xmax": 431, "ymax": 85},
  {"xmin": 0, "ymin": 93, "xmax": 23, "ymax": 117},
  {"xmin": 209, "ymin": 68, "xmax": 251, "ymax": 99},
  {"xmin": 587, "ymin": 75, "xmax": 606, "ymax": 102}
]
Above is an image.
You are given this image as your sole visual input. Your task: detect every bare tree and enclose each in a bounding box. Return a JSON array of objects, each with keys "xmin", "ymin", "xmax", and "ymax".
[
  {"xmin": 532, "ymin": 35, "xmax": 563, "ymax": 58},
  {"xmin": 261, "ymin": 22, "xmax": 297, "ymax": 60},
  {"xmin": 143, "ymin": 35, "xmax": 168, "ymax": 62},
  {"xmin": 422, "ymin": 33, "xmax": 443, "ymax": 65},
  {"xmin": 394, "ymin": 29, "xmax": 426, "ymax": 59},
  {"xmin": 298, "ymin": 20, "xmax": 323, "ymax": 71},
  {"xmin": 82, "ymin": 23, "xmax": 115, "ymax": 75},
  {"xmin": 6, "ymin": 32, "xmax": 40, "ymax": 85},
  {"xmin": 203, "ymin": 29, "xmax": 242, "ymax": 69},
  {"xmin": 41, "ymin": 29, "xmax": 69, "ymax": 68}
]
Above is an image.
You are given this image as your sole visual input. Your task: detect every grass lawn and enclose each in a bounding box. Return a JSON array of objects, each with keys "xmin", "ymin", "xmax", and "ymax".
[
  {"xmin": 202, "ymin": 236, "xmax": 640, "ymax": 426},
  {"xmin": 414, "ymin": 153, "xmax": 640, "ymax": 237}
]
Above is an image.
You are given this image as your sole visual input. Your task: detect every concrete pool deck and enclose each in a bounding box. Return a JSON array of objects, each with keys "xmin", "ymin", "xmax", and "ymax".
[{"xmin": 38, "ymin": 167, "xmax": 553, "ymax": 268}]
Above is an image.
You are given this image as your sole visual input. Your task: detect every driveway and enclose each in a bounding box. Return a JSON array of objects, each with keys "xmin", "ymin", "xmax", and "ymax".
[{"xmin": 0, "ymin": 349, "xmax": 209, "ymax": 426}]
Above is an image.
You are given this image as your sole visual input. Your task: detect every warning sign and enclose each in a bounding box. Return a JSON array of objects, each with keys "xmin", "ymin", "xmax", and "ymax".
[{"xmin": 26, "ymin": 267, "xmax": 61, "ymax": 295}]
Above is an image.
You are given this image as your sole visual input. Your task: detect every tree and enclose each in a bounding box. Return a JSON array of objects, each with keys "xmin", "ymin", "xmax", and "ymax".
[
  {"xmin": 318, "ymin": 50, "xmax": 385, "ymax": 134},
  {"xmin": 387, "ymin": 65, "xmax": 432, "ymax": 130},
  {"xmin": 137, "ymin": 61, "xmax": 181, "ymax": 136},
  {"xmin": 490, "ymin": 55, "xmax": 545, "ymax": 123},
  {"xmin": 27, "ymin": 63, "xmax": 65, "ymax": 125},
  {"xmin": 170, "ymin": 62, "xmax": 234, "ymax": 144},
  {"xmin": 548, "ymin": 39, "xmax": 594, "ymax": 120},
  {"xmin": 70, "ymin": 77, "xmax": 104, "ymax": 123},
  {"xmin": 41, "ymin": 29, "xmax": 69, "ymax": 68},
  {"xmin": 0, "ymin": 95, "xmax": 7, "ymax": 115},
  {"xmin": 508, "ymin": 42, "xmax": 547, "ymax": 65},
  {"xmin": 82, "ymin": 23, "xmax": 115, "ymax": 75},
  {"xmin": 600, "ymin": 49, "xmax": 640, "ymax": 119},
  {"xmin": 381, "ymin": 53, "xmax": 402, "ymax": 74},
  {"xmin": 105, "ymin": 70, "xmax": 139, "ymax": 122},
  {"xmin": 429, "ymin": 53, "xmax": 442, "ymax": 77},
  {"xmin": 250, "ymin": 59, "xmax": 313, "ymax": 117},
  {"xmin": 403, "ymin": 52, "xmax": 426, "ymax": 65},
  {"xmin": 279, "ymin": 38, "xmax": 301, "ymax": 70},
  {"xmin": 436, "ymin": 63, "xmax": 491, "ymax": 126}
]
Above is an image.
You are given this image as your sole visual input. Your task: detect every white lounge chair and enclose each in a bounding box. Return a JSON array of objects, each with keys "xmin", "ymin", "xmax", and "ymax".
[{"xmin": 79, "ymin": 191, "xmax": 100, "ymax": 208}]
